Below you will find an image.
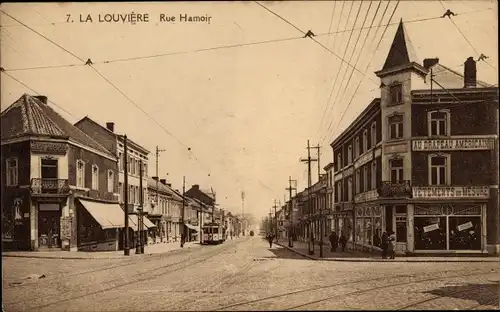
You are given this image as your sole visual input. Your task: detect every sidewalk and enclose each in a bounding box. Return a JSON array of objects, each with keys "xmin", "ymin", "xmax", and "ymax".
[
  {"xmin": 275, "ymin": 240, "xmax": 500, "ymax": 263},
  {"xmin": 2, "ymin": 241, "xmax": 201, "ymax": 260}
]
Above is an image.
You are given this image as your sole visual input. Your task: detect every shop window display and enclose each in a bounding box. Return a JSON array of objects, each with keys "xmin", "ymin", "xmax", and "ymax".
[
  {"xmin": 414, "ymin": 216, "xmax": 447, "ymax": 250},
  {"xmin": 448, "ymin": 216, "xmax": 481, "ymax": 250}
]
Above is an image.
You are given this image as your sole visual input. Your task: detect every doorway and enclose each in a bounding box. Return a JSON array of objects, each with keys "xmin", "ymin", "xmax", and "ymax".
[{"xmin": 38, "ymin": 203, "xmax": 61, "ymax": 249}]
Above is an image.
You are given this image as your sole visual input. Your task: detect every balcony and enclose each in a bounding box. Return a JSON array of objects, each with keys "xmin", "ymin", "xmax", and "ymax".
[
  {"xmin": 377, "ymin": 180, "xmax": 412, "ymax": 198},
  {"xmin": 31, "ymin": 178, "xmax": 70, "ymax": 195}
]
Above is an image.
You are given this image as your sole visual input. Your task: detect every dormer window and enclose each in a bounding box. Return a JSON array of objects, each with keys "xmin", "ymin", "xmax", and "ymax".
[{"xmin": 389, "ymin": 84, "xmax": 403, "ymax": 105}]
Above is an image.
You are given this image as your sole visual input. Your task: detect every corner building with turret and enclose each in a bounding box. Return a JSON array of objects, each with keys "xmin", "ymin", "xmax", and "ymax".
[{"xmin": 329, "ymin": 20, "xmax": 499, "ymax": 256}]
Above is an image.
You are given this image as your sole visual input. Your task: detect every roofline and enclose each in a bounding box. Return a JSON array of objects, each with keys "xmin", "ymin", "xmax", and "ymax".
[
  {"xmin": 330, "ymin": 98, "xmax": 381, "ymax": 148},
  {"xmin": 323, "ymin": 162, "xmax": 334, "ymax": 170},
  {"xmin": 0, "ymin": 136, "xmax": 118, "ymax": 161},
  {"xmin": 412, "ymin": 87, "xmax": 499, "ymax": 95},
  {"xmin": 374, "ymin": 62, "xmax": 428, "ymax": 78},
  {"xmin": 75, "ymin": 116, "xmax": 151, "ymax": 155},
  {"xmin": 433, "ymin": 63, "xmax": 493, "ymax": 88}
]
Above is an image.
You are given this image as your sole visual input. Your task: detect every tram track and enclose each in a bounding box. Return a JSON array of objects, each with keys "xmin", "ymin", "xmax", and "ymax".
[
  {"xmin": 5, "ymin": 242, "xmax": 238, "ymax": 311},
  {"xmin": 166, "ymin": 247, "xmax": 283, "ymax": 310},
  {"xmin": 5, "ymin": 248, "xmax": 190, "ymax": 289},
  {"xmin": 214, "ymin": 268, "xmax": 494, "ymax": 311}
]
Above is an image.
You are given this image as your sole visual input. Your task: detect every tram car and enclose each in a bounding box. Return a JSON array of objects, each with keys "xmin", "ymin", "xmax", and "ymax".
[{"xmin": 201, "ymin": 223, "xmax": 225, "ymax": 245}]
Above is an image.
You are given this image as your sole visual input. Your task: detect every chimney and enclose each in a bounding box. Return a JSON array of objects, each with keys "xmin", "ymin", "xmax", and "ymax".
[
  {"xmin": 152, "ymin": 176, "xmax": 159, "ymax": 181},
  {"xmin": 34, "ymin": 95, "xmax": 48, "ymax": 104},
  {"xmin": 106, "ymin": 122, "xmax": 115, "ymax": 132},
  {"xmin": 166, "ymin": 183, "xmax": 172, "ymax": 187},
  {"xmin": 192, "ymin": 184, "xmax": 200, "ymax": 190},
  {"xmin": 423, "ymin": 58, "xmax": 439, "ymax": 69},
  {"xmin": 160, "ymin": 179, "xmax": 167, "ymax": 185},
  {"xmin": 464, "ymin": 56, "xmax": 477, "ymax": 88}
]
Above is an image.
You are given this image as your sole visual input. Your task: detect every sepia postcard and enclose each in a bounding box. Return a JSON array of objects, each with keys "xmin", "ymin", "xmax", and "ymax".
[{"xmin": 1, "ymin": 1, "xmax": 499, "ymax": 311}]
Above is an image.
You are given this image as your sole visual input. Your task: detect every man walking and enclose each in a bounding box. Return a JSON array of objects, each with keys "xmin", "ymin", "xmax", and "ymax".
[{"xmin": 329, "ymin": 231, "xmax": 338, "ymax": 252}]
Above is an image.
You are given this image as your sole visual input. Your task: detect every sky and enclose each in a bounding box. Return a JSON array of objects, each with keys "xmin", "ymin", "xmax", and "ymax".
[{"xmin": 1, "ymin": 1, "xmax": 498, "ymax": 220}]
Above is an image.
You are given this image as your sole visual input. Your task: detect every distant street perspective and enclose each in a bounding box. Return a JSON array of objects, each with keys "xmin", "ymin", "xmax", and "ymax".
[{"xmin": 3, "ymin": 236, "xmax": 499, "ymax": 311}]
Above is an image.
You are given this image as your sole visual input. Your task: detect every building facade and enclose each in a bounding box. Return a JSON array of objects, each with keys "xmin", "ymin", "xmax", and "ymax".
[
  {"xmin": 1, "ymin": 94, "xmax": 127, "ymax": 252},
  {"xmin": 74, "ymin": 117, "xmax": 150, "ymax": 215},
  {"xmin": 330, "ymin": 20, "xmax": 499, "ymax": 255}
]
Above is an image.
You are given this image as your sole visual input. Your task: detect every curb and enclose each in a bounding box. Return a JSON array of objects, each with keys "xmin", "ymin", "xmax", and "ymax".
[
  {"xmin": 1, "ymin": 244, "xmax": 202, "ymax": 260},
  {"xmin": 275, "ymin": 242, "xmax": 500, "ymax": 263}
]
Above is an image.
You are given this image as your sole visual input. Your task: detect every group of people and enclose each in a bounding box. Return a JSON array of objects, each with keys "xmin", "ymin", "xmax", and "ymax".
[
  {"xmin": 328, "ymin": 230, "xmax": 397, "ymax": 259},
  {"xmin": 328, "ymin": 232, "xmax": 348, "ymax": 252}
]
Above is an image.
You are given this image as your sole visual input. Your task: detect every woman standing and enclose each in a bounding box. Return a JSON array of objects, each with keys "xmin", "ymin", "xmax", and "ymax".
[
  {"xmin": 381, "ymin": 231, "xmax": 389, "ymax": 259},
  {"xmin": 387, "ymin": 231, "xmax": 396, "ymax": 259}
]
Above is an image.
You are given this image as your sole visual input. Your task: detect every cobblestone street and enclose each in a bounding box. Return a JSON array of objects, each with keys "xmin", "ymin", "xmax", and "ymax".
[{"xmin": 3, "ymin": 236, "xmax": 499, "ymax": 311}]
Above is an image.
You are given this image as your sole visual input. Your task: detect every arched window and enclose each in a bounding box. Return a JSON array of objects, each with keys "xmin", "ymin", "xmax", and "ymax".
[
  {"xmin": 428, "ymin": 110, "xmax": 450, "ymax": 136},
  {"xmin": 388, "ymin": 113, "xmax": 404, "ymax": 140}
]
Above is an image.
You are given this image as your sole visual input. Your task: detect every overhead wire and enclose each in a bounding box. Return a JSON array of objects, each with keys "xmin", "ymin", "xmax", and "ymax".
[
  {"xmin": 253, "ymin": 1, "xmax": 381, "ymax": 88},
  {"xmin": 438, "ymin": 1, "xmax": 496, "ymax": 70},
  {"xmin": 0, "ymin": 8, "xmax": 286, "ymax": 201},
  {"xmin": 316, "ymin": 1, "xmax": 346, "ymax": 134},
  {"xmin": 318, "ymin": 1, "xmax": 381, "ymax": 145},
  {"xmin": 329, "ymin": 0, "xmax": 401, "ymax": 140},
  {"xmin": 315, "ymin": 0, "xmax": 357, "ymax": 140},
  {"xmin": 0, "ymin": 7, "xmax": 492, "ymax": 72}
]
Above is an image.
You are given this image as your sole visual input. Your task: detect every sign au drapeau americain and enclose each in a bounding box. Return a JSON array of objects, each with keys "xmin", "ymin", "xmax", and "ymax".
[{"xmin": 412, "ymin": 138, "xmax": 494, "ymax": 151}]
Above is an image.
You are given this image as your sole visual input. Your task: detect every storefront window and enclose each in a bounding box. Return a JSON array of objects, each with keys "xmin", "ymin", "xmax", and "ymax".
[
  {"xmin": 414, "ymin": 216, "xmax": 447, "ymax": 250},
  {"xmin": 365, "ymin": 218, "xmax": 373, "ymax": 245},
  {"xmin": 373, "ymin": 217, "xmax": 382, "ymax": 247},
  {"xmin": 356, "ymin": 218, "xmax": 363, "ymax": 244},
  {"xmin": 448, "ymin": 216, "xmax": 481, "ymax": 250},
  {"xmin": 414, "ymin": 204, "xmax": 482, "ymax": 251}
]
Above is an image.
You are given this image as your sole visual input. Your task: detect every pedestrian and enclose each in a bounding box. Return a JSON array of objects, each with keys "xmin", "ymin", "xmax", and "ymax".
[
  {"xmin": 267, "ymin": 233, "xmax": 273, "ymax": 248},
  {"xmin": 339, "ymin": 232, "xmax": 347, "ymax": 252},
  {"xmin": 329, "ymin": 231, "xmax": 338, "ymax": 252},
  {"xmin": 381, "ymin": 231, "xmax": 389, "ymax": 259},
  {"xmin": 387, "ymin": 231, "xmax": 396, "ymax": 259}
]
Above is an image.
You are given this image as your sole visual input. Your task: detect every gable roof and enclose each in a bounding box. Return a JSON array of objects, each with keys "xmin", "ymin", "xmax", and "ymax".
[
  {"xmin": 1, "ymin": 94, "xmax": 116, "ymax": 158},
  {"xmin": 426, "ymin": 63, "xmax": 493, "ymax": 89},
  {"xmin": 74, "ymin": 116, "xmax": 150, "ymax": 154}
]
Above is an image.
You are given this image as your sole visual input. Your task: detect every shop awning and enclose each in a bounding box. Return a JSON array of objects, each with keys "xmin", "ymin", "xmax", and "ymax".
[
  {"xmin": 128, "ymin": 215, "xmax": 139, "ymax": 232},
  {"xmin": 143, "ymin": 217, "xmax": 157, "ymax": 229},
  {"xmin": 128, "ymin": 215, "xmax": 157, "ymax": 231},
  {"xmin": 78, "ymin": 199, "xmax": 125, "ymax": 229},
  {"xmin": 185, "ymin": 223, "xmax": 199, "ymax": 232}
]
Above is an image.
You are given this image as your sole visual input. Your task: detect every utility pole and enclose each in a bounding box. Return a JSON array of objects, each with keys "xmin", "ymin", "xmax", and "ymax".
[
  {"xmin": 123, "ymin": 135, "xmax": 130, "ymax": 256},
  {"xmin": 241, "ymin": 190, "xmax": 245, "ymax": 236},
  {"xmin": 181, "ymin": 176, "xmax": 185, "ymax": 248},
  {"xmin": 272, "ymin": 199, "xmax": 278, "ymax": 240},
  {"xmin": 300, "ymin": 139, "xmax": 317, "ymax": 256},
  {"xmin": 136, "ymin": 159, "xmax": 144, "ymax": 254},
  {"xmin": 311, "ymin": 144, "xmax": 321, "ymax": 182},
  {"xmin": 286, "ymin": 176, "xmax": 297, "ymax": 248},
  {"xmin": 155, "ymin": 146, "xmax": 166, "ymax": 242},
  {"xmin": 268, "ymin": 210, "xmax": 272, "ymax": 235}
]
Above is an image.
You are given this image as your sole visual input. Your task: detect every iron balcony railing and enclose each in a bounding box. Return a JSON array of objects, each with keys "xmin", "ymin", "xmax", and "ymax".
[
  {"xmin": 377, "ymin": 180, "xmax": 412, "ymax": 198},
  {"xmin": 31, "ymin": 178, "xmax": 70, "ymax": 195}
]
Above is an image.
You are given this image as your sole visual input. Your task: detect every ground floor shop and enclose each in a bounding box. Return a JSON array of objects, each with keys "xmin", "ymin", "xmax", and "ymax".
[
  {"xmin": 1, "ymin": 192, "xmax": 157, "ymax": 252},
  {"xmin": 343, "ymin": 201, "xmax": 490, "ymax": 255}
]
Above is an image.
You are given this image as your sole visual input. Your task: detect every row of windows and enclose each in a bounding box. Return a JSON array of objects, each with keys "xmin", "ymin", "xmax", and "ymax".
[
  {"xmin": 76, "ymin": 160, "xmax": 115, "ymax": 192},
  {"xmin": 118, "ymin": 152, "xmax": 148, "ymax": 177},
  {"xmin": 117, "ymin": 182, "xmax": 148, "ymax": 205},
  {"xmin": 335, "ymin": 121, "xmax": 378, "ymax": 171},
  {"xmin": 388, "ymin": 110, "xmax": 450, "ymax": 140},
  {"xmin": 335, "ymin": 161, "xmax": 378, "ymax": 202},
  {"xmin": 335, "ymin": 154, "xmax": 451, "ymax": 202}
]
